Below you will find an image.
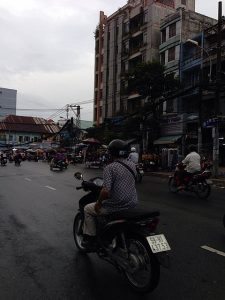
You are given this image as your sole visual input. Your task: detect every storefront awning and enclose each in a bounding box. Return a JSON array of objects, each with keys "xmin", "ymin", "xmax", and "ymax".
[{"xmin": 153, "ymin": 135, "xmax": 182, "ymax": 145}]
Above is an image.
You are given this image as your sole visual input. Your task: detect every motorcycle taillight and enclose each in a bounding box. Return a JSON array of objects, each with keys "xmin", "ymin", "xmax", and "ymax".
[{"xmin": 146, "ymin": 218, "xmax": 159, "ymax": 232}]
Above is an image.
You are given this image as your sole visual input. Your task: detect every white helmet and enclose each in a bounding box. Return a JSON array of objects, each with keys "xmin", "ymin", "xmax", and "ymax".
[{"xmin": 131, "ymin": 147, "xmax": 136, "ymax": 152}]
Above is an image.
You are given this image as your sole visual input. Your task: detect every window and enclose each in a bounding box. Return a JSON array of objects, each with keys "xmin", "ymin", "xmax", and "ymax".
[
  {"xmin": 143, "ymin": 32, "xmax": 147, "ymax": 45},
  {"xmin": 161, "ymin": 29, "xmax": 166, "ymax": 43},
  {"xmin": 181, "ymin": 0, "xmax": 186, "ymax": 5},
  {"xmin": 123, "ymin": 22, "xmax": 129, "ymax": 34},
  {"xmin": 161, "ymin": 52, "xmax": 165, "ymax": 65},
  {"xmin": 169, "ymin": 23, "xmax": 176, "ymax": 38},
  {"xmin": 19, "ymin": 136, "xmax": 23, "ymax": 142},
  {"xmin": 168, "ymin": 47, "xmax": 175, "ymax": 62},
  {"xmin": 143, "ymin": 10, "xmax": 148, "ymax": 23},
  {"xmin": 142, "ymin": 52, "xmax": 146, "ymax": 62}
]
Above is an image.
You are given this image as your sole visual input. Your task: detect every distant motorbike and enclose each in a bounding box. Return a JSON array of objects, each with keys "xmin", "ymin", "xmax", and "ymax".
[
  {"xmin": 14, "ymin": 159, "xmax": 21, "ymax": 166},
  {"xmin": 136, "ymin": 163, "xmax": 144, "ymax": 183},
  {"xmin": 73, "ymin": 172, "xmax": 171, "ymax": 293},
  {"xmin": 168, "ymin": 162, "xmax": 212, "ymax": 199},
  {"xmin": 50, "ymin": 159, "xmax": 67, "ymax": 171},
  {"xmin": 1, "ymin": 158, "xmax": 7, "ymax": 166}
]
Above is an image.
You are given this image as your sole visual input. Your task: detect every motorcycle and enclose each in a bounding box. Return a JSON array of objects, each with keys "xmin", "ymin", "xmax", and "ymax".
[
  {"xmin": 14, "ymin": 159, "xmax": 21, "ymax": 166},
  {"xmin": 136, "ymin": 163, "xmax": 144, "ymax": 183},
  {"xmin": 50, "ymin": 159, "xmax": 67, "ymax": 171},
  {"xmin": 168, "ymin": 162, "xmax": 212, "ymax": 199},
  {"xmin": 73, "ymin": 172, "xmax": 171, "ymax": 293},
  {"xmin": 1, "ymin": 158, "xmax": 7, "ymax": 166}
]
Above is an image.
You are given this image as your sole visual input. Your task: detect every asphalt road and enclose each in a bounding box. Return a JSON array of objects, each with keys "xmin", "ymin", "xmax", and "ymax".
[{"xmin": 0, "ymin": 161, "xmax": 225, "ymax": 300}]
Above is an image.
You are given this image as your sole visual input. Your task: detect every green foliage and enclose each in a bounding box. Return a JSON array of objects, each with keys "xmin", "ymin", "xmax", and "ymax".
[{"xmin": 127, "ymin": 61, "xmax": 180, "ymax": 117}]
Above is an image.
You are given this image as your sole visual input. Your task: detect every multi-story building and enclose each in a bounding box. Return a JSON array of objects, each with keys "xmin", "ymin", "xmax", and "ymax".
[
  {"xmin": 180, "ymin": 20, "xmax": 225, "ymax": 164},
  {"xmin": 159, "ymin": 8, "xmax": 216, "ymax": 114},
  {"xmin": 0, "ymin": 88, "xmax": 17, "ymax": 117},
  {"xmin": 94, "ymin": 0, "xmax": 196, "ymax": 126},
  {"xmin": 154, "ymin": 8, "xmax": 216, "ymax": 155}
]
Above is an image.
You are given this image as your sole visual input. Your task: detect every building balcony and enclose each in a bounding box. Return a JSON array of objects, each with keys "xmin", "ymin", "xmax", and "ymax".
[{"xmin": 159, "ymin": 35, "xmax": 180, "ymax": 52}]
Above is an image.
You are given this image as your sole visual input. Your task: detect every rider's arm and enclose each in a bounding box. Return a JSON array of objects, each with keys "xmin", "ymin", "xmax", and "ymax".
[
  {"xmin": 97, "ymin": 187, "xmax": 109, "ymax": 204},
  {"xmin": 182, "ymin": 154, "xmax": 190, "ymax": 165},
  {"xmin": 95, "ymin": 187, "xmax": 109, "ymax": 214}
]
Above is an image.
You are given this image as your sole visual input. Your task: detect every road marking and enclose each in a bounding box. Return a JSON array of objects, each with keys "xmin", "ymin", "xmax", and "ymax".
[
  {"xmin": 201, "ymin": 245, "xmax": 225, "ymax": 258},
  {"xmin": 45, "ymin": 185, "xmax": 56, "ymax": 191},
  {"xmin": 25, "ymin": 178, "xmax": 32, "ymax": 181}
]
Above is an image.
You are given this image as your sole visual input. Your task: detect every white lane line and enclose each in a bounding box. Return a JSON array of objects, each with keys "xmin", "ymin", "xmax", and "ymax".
[
  {"xmin": 201, "ymin": 245, "xmax": 225, "ymax": 258},
  {"xmin": 25, "ymin": 178, "xmax": 32, "ymax": 181},
  {"xmin": 45, "ymin": 185, "xmax": 56, "ymax": 191}
]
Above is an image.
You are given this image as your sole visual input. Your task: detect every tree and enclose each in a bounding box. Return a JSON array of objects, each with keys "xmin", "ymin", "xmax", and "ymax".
[{"xmin": 127, "ymin": 61, "xmax": 180, "ymax": 119}]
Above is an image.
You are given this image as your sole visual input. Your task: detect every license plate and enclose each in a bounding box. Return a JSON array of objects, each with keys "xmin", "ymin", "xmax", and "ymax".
[
  {"xmin": 146, "ymin": 234, "xmax": 171, "ymax": 253},
  {"xmin": 139, "ymin": 170, "xmax": 144, "ymax": 174}
]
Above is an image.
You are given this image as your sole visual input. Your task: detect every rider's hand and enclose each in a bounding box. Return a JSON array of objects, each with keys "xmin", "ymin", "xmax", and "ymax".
[{"xmin": 95, "ymin": 201, "xmax": 102, "ymax": 214}]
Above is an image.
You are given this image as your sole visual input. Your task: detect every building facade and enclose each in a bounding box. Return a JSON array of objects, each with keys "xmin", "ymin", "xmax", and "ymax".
[
  {"xmin": 94, "ymin": 0, "xmax": 196, "ymax": 126},
  {"xmin": 154, "ymin": 8, "xmax": 217, "ymax": 156},
  {"xmin": 0, "ymin": 115, "xmax": 59, "ymax": 147},
  {"xmin": 0, "ymin": 88, "xmax": 17, "ymax": 117}
]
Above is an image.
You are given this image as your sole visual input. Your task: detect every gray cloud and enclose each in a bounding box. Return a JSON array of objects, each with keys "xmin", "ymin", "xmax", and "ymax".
[{"xmin": 0, "ymin": 0, "xmax": 222, "ymax": 121}]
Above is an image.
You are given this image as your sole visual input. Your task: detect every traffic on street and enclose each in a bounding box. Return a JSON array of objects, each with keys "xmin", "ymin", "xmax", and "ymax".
[{"xmin": 0, "ymin": 161, "xmax": 225, "ymax": 300}]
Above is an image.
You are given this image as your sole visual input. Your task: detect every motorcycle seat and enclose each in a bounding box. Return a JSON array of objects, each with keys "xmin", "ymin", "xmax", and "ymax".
[{"xmin": 106, "ymin": 207, "xmax": 160, "ymax": 222}]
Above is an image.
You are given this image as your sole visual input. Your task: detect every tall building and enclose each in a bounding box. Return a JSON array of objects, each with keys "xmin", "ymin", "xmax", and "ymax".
[
  {"xmin": 0, "ymin": 88, "xmax": 17, "ymax": 117},
  {"xmin": 94, "ymin": 0, "xmax": 196, "ymax": 126}
]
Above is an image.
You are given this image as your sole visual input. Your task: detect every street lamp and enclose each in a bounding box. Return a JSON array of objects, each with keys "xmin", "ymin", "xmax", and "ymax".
[{"xmin": 186, "ymin": 39, "xmax": 212, "ymax": 83}]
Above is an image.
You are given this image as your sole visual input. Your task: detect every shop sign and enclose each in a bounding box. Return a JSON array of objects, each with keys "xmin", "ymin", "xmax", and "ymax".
[{"xmin": 160, "ymin": 115, "xmax": 183, "ymax": 135}]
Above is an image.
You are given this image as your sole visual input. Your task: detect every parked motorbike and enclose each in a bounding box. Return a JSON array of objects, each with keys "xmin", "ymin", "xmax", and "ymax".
[
  {"xmin": 73, "ymin": 172, "xmax": 171, "ymax": 293},
  {"xmin": 168, "ymin": 162, "xmax": 212, "ymax": 199},
  {"xmin": 136, "ymin": 163, "xmax": 144, "ymax": 183},
  {"xmin": 1, "ymin": 158, "xmax": 7, "ymax": 166},
  {"xmin": 50, "ymin": 159, "xmax": 67, "ymax": 171}
]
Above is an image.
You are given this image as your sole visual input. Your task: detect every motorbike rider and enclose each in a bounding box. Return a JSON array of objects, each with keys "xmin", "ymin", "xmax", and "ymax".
[
  {"xmin": 82, "ymin": 139, "xmax": 138, "ymax": 248},
  {"xmin": 14, "ymin": 151, "xmax": 22, "ymax": 165},
  {"xmin": 0, "ymin": 153, "xmax": 6, "ymax": 165},
  {"xmin": 128, "ymin": 147, "xmax": 139, "ymax": 164},
  {"xmin": 179, "ymin": 144, "xmax": 201, "ymax": 189}
]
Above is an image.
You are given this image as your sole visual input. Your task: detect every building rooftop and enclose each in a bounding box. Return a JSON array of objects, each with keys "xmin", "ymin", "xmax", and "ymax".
[{"xmin": 0, "ymin": 115, "xmax": 60, "ymax": 134}]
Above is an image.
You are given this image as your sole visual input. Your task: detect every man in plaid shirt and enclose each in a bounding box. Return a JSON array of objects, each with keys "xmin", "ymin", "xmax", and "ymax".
[{"xmin": 83, "ymin": 139, "xmax": 138, "ymax": 247}]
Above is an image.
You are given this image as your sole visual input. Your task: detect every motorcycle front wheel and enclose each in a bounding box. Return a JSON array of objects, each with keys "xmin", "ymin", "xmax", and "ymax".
[
  {"xmin": 136, "ymin": 172, "xmax": 142, "ymax": 183},
  {"xmin": 73, "ymin": 213, "xmax": 89, "ymax": 253},
  {"xmin": 195, "ymin": 182, "xmax": 211, "ymax": 199},
  {"xmin": 124, "ymin": 236, "xmax": 160, "ymax": 293}
]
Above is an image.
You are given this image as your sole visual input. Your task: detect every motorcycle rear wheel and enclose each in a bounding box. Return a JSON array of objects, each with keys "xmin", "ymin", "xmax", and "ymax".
[
  {"xmin": 124, "ymin": 236, "xmax": 160, "ymax": 293},
  {"xmin": 73, "ymin": 213, "xmax": 89, "ymax": 253},
  {"xmin": 168, "ymin": 177, "xmax": 178, "ymax": 193},
  {"xmin": 195, "ymin": 182, "xmax": 211, "ymax": 199}
]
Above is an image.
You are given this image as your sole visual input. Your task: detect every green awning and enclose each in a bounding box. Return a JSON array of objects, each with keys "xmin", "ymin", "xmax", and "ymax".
[{"xmin": 154, "ymin": 135, "xmax": 182, "ymax": 145}]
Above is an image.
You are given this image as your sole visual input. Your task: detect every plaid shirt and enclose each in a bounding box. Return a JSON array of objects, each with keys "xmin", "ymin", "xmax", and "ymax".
[{"xmin": 102, "ymin": 158, "xmax": 138, "ymax": 213}]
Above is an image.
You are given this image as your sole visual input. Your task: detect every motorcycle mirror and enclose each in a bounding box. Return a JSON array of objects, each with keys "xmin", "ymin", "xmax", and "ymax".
[{"xmin": 74, "ymin": 172, "xmax": 83, "ymax": 180}]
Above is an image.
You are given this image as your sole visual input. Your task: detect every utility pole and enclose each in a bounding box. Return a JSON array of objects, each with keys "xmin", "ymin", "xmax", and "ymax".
[{"xmin": 213, "ymin": 1, "xmax": 222, "ymax": 178}]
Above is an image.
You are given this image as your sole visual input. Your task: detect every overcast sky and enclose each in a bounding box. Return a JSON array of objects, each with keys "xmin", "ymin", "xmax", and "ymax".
[{"xmin": 0, "ymin": 0, "xmax": 223, "ymax": 121}]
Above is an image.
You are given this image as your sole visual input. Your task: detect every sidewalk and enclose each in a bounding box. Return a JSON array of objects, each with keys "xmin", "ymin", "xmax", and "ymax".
[{"xmin": 145, "ymin": 169, "xmax": 225, "ymax": 188}]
